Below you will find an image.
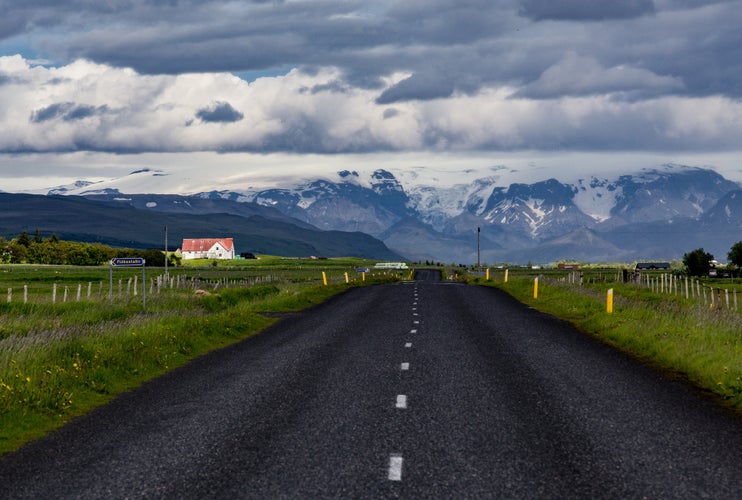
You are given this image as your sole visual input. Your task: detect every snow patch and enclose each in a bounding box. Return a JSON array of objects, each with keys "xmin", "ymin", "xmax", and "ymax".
[{"xmin": 572, "ymin": 178, "xmax": 622, "ymax": 222}]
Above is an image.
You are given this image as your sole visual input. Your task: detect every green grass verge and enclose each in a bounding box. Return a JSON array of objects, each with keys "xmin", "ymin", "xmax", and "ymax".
[{"xmin": 487, "ymin": 277, "xmax": 742, "ymax": 414}]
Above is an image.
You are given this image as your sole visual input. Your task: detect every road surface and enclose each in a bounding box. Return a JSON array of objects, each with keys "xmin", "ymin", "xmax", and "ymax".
[{"xmin": 1, "ymin": 270, "xmax": 741, "ymax": 498}]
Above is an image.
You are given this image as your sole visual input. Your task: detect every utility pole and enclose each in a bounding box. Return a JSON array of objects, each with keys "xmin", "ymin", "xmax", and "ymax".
[
  {"xmin": 164, "ymin": 225, "xmax": 168, "ymax": 279},
  {"xmin": 477, "ymin": 226, "xmax": 481, "ymax": 275}
]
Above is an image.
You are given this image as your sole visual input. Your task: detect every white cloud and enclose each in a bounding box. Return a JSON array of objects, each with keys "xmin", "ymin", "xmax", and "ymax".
[{"xmin": 3, "ymin": 55, "xmax": 742, "ymax": 158}]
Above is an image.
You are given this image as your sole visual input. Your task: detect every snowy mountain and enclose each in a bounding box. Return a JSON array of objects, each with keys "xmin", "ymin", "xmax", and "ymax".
[
  {"xmin": 473, "ymin": 179, "xmax": 596, "ymax": 240},
  {"xmin": 197, "ymin": 169, "xmax": 416, "ymax": 236},
  {"xmin": 42, "ymin": 164, "xmax": 742, "ymax": 264}
]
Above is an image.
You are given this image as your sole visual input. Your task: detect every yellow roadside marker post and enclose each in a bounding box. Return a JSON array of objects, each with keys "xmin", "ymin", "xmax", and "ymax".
[
  {"xmin": 534, "ymin": 277, "xmax": 539, "ymax": 299},
  {"xmin": 504, "ymin": 269, "xmax": 509, "ymax": 283},
  {"xmin": 607, "ymin": 288, "xmax": 614, "ymax": 313},
  {"xmin": 322, "ymin": 272, "xmax": 327, "ymax": 286}
]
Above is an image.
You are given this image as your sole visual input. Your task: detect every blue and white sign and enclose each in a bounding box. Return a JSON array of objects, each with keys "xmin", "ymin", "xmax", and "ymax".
[{"xmin": 110, "ymin": 257, "xmax": 145, "ymax": 267}]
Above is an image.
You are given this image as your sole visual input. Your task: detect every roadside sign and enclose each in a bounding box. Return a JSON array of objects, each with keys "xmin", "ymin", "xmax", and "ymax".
[
  {"xmin": 109, "ymin": 257, "xmax": 146, "ymax": 309},
  {"xmin": 111, "ymin": 257, "xmax": 145, "ymax": 267}
]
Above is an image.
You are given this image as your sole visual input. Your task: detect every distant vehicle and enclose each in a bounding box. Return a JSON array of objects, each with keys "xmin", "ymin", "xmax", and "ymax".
[
  {"xmin": 373, "ymin": 262, "xmax": 409, "ymax": 270},
  {"xmin": 356, "ymin": 267, "xmax": 370, "ymax": 273},
  {"xmin": 636, "ymin": 262, "xmax": 671, "ymax": 270}
]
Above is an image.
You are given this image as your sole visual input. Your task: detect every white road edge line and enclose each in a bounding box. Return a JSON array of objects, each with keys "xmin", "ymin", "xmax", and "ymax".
[
  {"xmin": 405, "ymin": 342, "xmax": 412, "ymax": 348},
  {"xmin": 388, "ymin": 454, "xmax": 403, "ymax": 481},
  {"xmin": 401, "ymin": 362, "xmax": 410, "ymax": 371},
  {"xmin": 410, "ymin": 329, "xmax": 417, "ymax": 334},
  {"xmin": 396, "ymin": 394, "xmax": 407, "ymax": 409}
]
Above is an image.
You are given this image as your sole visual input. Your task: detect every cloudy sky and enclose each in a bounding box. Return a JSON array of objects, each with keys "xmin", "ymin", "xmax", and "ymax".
[{"xmin": 1, "ymin": 0, "xmax": 742, "ymax": 191}]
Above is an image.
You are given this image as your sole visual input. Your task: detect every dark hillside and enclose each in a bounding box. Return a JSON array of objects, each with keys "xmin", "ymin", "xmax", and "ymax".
[{"xmin": 0, "ymin": 193, "xmax": 402, "ymax": 260}]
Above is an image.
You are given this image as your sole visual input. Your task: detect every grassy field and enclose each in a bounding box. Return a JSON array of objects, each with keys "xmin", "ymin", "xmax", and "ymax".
[
  {"xmin": 474, "ymin": 268, "xmax": 742, "ymax": 414},
  {"xmin": 0, "ymin": 257, "xmax": 401, "ymax": 454}
]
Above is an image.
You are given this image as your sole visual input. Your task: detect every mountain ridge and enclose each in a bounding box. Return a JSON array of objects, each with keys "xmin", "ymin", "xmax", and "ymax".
[{"xmin": 36, "ymin": 164, "xmax": 742, "ymax": 264}]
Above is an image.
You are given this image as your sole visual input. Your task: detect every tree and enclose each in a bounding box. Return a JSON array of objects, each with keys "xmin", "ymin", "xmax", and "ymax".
[
  {"xmin": 7, "ymin": 242, "xmax": 27, "ymax": 263},
  {"xmin": 0, "ymin": 237, "xmax": 9, "ymax": 263},
  {"xmin": 728, "ymin": 241, "xmax": 742, "ymax": 268},
  {"xmin": 16, "ymin": 231, "xmax": 31, "ymax": 247},
  {"xmin": 141, "ymin": 249, "xmax": 166, "ymax": 267},
  {"xmin": 683, "ymin": 247, "xmax": 714, "ymax": 277}
]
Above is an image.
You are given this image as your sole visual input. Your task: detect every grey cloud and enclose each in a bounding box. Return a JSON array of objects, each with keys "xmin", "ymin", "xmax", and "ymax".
[
  {"xmin": 195, "ymin": 102, "xmax": 244, "ymax": 123},
  {"xmin": 30, "ymin": 102, "xmax": 109, "ymax": 123},
  {"xmin": 516, "ymin": 53, "xmax": 684, "ymax": 100},
  {"xmin": 376, "ymin": 72, "xmax": 455, "ymax": 104},
  {"xmin": 6, "ymin": 0, "xmax": 739, "ymax": 103},
  {"xmin": 519, "ymin": 0, "xmax": 655, "ymax": 21},
  {"xmin": 302, "ymin": 80, "xmax": 349, "ymax": 95},
  {"xmin": 382, "ymin": 108, "xmax": 400, "ymax": 119}
]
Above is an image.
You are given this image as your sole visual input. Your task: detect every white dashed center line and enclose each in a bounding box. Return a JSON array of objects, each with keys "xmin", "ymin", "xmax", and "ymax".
[
  {"xmin": 388, "ymin": 292, "xmax": 417, "ymax": 483},
  {"xmin": 396, "ymin": 394, "xmax": 407, "ymax": 409},
  {"xmin": 388, "ymin": 454, "xmax": 403, "ymax": 481}
]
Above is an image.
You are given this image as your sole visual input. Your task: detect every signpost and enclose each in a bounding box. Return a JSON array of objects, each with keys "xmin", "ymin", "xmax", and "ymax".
[{"xmin": 110, "ymin": 258, "xmax": 146, "ymax": 309}]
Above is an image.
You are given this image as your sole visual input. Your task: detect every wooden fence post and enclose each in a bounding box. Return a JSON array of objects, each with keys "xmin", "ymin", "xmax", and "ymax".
[
  {"xmin": 76, "ymin": 284, "xmax": 82, "ymax": 302},
  {"xmin": 7, "ymin": 288, "xmax": 11, "ymax": 303},
  {"xmin": 23, "ymin": 285, "xmax": 27, "ymax": 304},
  {"xmin": 52, "ymin": 283, "xmax": 57, "ymax": 304}
]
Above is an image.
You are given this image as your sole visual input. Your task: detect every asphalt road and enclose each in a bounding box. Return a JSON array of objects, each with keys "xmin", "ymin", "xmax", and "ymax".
[{"xmin": 2, "ymin": 270, "xmax": 742, "ymax": 498}]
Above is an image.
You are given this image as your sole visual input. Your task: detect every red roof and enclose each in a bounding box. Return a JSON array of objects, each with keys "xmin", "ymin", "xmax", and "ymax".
[{"xmin": 182, "ymin": 238, "xmax": 234, "ymax": 252}]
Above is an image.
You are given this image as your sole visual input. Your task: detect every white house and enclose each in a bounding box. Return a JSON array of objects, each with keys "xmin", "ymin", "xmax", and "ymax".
[{"xmin": 181, "ymin": 238, "xmax": 235, "ymax": 260}]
